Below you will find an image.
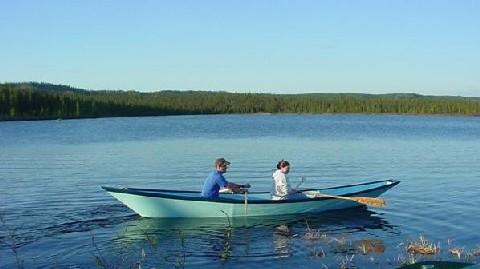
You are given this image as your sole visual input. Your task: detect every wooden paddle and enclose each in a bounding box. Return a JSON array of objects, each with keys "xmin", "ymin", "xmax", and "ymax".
[{"xmin": 303, "ymin": 191, "xmax": 386, "ymax": 207}]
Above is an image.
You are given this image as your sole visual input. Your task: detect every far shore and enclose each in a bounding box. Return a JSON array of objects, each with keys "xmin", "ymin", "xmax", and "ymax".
[
  {"xmin": 2, "ymin": 111, "xmax": 480, "ymax": 123},
  {"xmin": 2, "ymin": 82, "xmax": 480, "ymax": 121}
]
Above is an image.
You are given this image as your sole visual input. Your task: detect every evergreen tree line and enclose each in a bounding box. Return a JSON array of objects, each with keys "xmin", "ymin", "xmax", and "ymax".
[{"xmin": 1, "ymin": 82, "xmax": 479, "ymax": 121}]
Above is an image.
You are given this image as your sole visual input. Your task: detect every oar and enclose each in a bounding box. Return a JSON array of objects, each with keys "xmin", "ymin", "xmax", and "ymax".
[
  {"xmin": 238, "ymin": 184, "xmax": 250, "ymax": 216},
  {"xmin": 295, "ymin": 176, "xmax": 306, "ymax": 189},
  {"xmin": 303, "ymin": 191, "xmax": 386, "ymax": 207},
  {"xmin": 244, "ymin": 189, "xmax": 248, "ymax": 216}
]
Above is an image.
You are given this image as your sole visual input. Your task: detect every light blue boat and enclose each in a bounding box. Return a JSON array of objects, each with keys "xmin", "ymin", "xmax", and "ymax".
[{"xmin": 102, "ymin": 180, "xmax": 399, "ymax": 218}]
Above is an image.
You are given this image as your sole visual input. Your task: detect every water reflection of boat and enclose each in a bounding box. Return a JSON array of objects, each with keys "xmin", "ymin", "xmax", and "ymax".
[
  {"xmin": 111, "ymin": 207, "xmax": 396, "ymax": 265},
  {"xmin": 103, "ymin": 180, "xmax": 399, "ymax": 218},
  {"xmin": 117, "ymin": 207, "xmax": 394, "ymax": 242}
]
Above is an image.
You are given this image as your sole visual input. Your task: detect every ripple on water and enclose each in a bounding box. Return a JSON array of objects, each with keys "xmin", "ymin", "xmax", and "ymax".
[{"xmin": 1, "ymin": 115, "xmax": 480, "ymax": 268}]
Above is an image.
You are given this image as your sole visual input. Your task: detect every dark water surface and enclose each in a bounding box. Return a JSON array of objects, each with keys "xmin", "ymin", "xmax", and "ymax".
[{"xmin": 1, "ymin": 114, "xmax": 479, "ymax": 268}]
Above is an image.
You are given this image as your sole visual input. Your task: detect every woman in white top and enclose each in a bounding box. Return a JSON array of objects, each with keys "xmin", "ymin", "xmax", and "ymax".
[{"xmin": 271, "ymin": 160, "xmax": 296, "ymax": 200}]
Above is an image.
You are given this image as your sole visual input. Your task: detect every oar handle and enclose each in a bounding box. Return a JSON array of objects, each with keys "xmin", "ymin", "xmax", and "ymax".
[
  {"xmin": 295, "ymin": 176, "xmax": 306, "ymax": 189},
  {"xmin": 244, "ymin": 188, "xmax": 248, "ymax": 216}
]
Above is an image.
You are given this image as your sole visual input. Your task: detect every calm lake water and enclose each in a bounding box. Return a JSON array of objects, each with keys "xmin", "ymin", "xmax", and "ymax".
[{"xmin": 1, "ymin": 114, "xmax": 479, "ymax": 268}]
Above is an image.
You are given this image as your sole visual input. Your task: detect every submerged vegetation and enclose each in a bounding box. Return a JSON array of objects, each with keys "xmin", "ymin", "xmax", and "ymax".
[
  {"xmin": 2, "ymin": 211, "xmax": 480, "ymax": 268},
  {"xmin": 406, "ymin": 236, "xmax": 440, "ymax": 255},
  {"xmin": 1, "ymin": 82, "xmax": 480, "ymax": 121}
]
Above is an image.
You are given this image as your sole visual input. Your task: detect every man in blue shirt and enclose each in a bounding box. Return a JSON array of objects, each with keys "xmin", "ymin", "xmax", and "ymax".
[{"xmin": 201, "ymin": 158, "xmax": 250, "ymax": 199}]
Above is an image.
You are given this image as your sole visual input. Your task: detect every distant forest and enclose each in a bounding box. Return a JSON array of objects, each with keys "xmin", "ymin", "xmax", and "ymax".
[{"xmin": 1, "ymin": 82, "xmax": 479, "ymax": 121}]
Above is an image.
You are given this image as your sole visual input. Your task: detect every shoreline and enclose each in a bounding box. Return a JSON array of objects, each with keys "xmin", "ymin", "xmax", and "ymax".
[{"xmin": 1, "ymin": 111, "xmax": 480, "ymax": 123}]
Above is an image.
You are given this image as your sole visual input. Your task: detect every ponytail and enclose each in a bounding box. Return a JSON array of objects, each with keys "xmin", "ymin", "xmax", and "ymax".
[{"xmin": 276, "ymin": 160, "xmax": 290, "ymax": 169}]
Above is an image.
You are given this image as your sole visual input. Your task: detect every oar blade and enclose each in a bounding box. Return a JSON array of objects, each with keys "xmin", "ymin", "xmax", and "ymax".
[
  {"xmin": 351, "ymin": 197, "xmax": 385, "ymax": 207},
  {"xmin": 304, "ymin": 191, "xmax": 386, "ymax": 207}
]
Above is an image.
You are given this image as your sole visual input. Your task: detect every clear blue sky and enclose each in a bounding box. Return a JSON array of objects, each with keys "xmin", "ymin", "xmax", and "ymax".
[{"xmin": 1, "ymin": 0, "xmax": 479, "ymax": 96}]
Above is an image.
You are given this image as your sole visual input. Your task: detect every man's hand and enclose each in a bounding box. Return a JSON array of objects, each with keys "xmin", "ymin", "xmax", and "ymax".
[
  {"xmin": 242, "ymin": 183, "xmax": 251, "ymax": 189},
  {"xmin": 226, "ymin": 182, "xmax": 250, "ymax": 193}
]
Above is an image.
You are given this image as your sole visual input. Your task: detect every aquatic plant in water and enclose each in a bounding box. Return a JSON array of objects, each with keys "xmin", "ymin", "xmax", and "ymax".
[
  {"xmin": 406, "ymin": 236, "xmax": 440, "ymax": 255},
  {"xmin": 304, "ymin": 220, "xmax": 327, "ymax": 241},
  {"xmin": 355, "ymin": 239, "xmax": 385, "ymax": 255},
  {"xmin": 0, "ymin": 213, "xmax": 24, "ymax": 269}
]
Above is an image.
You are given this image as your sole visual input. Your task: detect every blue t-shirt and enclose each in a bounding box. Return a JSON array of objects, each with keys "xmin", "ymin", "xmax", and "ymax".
[{"xmin": 201, "ymin": 170, "xmax": 228, "ymax": 198}]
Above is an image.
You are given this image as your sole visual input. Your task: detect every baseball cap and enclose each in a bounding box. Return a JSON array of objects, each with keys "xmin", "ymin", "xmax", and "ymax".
[{"xmin": 214, "ymin": 158, "xmax": 231, "ymax": 167}]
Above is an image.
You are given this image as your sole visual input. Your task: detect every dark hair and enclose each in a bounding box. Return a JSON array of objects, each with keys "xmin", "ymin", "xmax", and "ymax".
[{"xmin": 276, "ymin": 160, "xmax": 290, "ymax": 169}]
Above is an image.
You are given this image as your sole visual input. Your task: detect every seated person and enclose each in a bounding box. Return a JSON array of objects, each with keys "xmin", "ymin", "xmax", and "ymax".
[
  {"xmin": 271, "ymin": 160, "xmax": 302, "ymax": 200},
  {"xmin": 201, "ymin": 158, "xmax": 250, "ymax": 199}
]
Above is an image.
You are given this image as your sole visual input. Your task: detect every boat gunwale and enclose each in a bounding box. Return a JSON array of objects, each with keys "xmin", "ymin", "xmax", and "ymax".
[
  {"xmin": 126, "ymin": 179, "xmax": 392, "ymax": 193},
  {"xmin": 102, "ymin": 180, "xmax": 399, "ymax": 204}
]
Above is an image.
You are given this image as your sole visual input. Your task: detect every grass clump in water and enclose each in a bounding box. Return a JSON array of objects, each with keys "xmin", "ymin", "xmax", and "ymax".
[
  {"xmin": 308, "ymin": 247, "xmax": 326, "ymax": 258},
  {"xmin": 355, "ymin": 239, "xmax": 385, "ymax": 255},
  {"xmin": 304, "ymin": 221, "xmax": 327, "ymax": 241},
  {"xmin": 448, "ymin": 247, "xmax": 464, "ymax": 259},
  {"xmin": 406, "ymin": 236, "xmax": 440, "ymax": 255},
  {"xmin": 472, "ymin": 247, "xmax": 480, "ymax": 256}
]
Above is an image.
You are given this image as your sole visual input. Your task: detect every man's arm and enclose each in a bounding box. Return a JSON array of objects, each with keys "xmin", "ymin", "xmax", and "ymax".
[{"xmin": 226, "ymin": 182, "xmax": 251, "ymax": 193}]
